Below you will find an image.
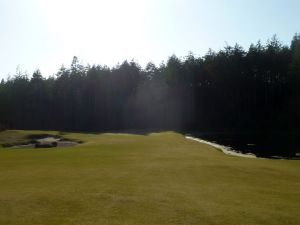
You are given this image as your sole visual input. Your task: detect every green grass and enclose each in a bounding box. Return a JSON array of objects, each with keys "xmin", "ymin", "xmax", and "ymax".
[{"xmin": 0, "ymin": 130, "xmax": 299, "ymax": 225}]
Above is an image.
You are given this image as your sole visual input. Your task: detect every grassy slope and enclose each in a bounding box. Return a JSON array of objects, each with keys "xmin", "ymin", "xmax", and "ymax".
[{"xmin": 0, "ymin": 130, "xmax": 299, "ymax": 225}]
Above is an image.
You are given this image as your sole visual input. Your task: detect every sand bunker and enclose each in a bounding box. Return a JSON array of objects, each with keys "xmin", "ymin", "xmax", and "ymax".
[{"xmin": 10, "ymin": 135, "xmax": 80, "ymax": 149}]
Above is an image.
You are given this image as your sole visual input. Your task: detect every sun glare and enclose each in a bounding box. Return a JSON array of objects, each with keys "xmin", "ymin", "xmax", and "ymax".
[{"xmin": 33, "ymin": 0, "xmax": 153, "ymax": 67}]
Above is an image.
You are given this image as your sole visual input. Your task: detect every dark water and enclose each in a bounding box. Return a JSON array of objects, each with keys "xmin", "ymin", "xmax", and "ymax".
[{"xmin": 190, "ymin": 132, "xmax": 300, "ymax": 159}]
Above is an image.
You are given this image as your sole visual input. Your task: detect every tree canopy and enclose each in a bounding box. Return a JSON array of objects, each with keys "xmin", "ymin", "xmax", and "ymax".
[{"xmin": 0, "ymin": 34, "xmax": 299, "ymax": 133}]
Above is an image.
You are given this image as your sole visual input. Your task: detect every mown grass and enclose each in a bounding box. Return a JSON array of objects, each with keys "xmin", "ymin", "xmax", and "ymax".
[{"xmin": 0, "ymin": 130, "xmax": 299, "ymax": 225}]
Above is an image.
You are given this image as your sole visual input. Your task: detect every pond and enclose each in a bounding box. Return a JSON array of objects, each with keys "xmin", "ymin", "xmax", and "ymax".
[{"xmin": 189, "ymin": 132, "xmax": 300, "ymax": 159}]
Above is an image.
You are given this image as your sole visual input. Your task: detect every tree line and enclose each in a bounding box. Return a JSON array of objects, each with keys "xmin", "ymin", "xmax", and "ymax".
[{"xmin": 0, "ymin": 34, "xmax": 299, "ymax": 133}]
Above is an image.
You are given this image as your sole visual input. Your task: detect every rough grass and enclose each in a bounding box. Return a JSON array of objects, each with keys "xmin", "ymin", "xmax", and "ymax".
[{"xmin": 0, "ymin": 130, "xmax": 299, "ymax": 225}]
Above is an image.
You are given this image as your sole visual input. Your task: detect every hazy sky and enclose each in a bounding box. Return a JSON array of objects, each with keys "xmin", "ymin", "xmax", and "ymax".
[{"xmin": 1, "ymin": 0, "xmax": 299, "ymax": 79}]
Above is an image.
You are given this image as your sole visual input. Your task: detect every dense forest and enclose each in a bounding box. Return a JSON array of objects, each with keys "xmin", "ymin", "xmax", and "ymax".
[{"xmin": 0, "ymin": 34, "xmax": 300, "ymax": 134}]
